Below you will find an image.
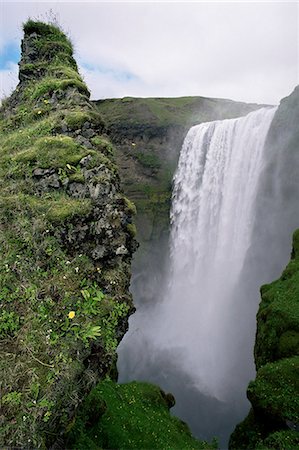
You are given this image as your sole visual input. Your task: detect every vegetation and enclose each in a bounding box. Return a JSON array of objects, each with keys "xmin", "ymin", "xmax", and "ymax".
[
  {"xmin": 95, "ymin": 96, "xmax": 259, "ymax": 129},
  {"xmin": 0, "ymin": 19, "xmax": 134, "ymax": 448},
  {"xmin": 66, "ymin": 379, "xmax": 217, "ymax": 450}
]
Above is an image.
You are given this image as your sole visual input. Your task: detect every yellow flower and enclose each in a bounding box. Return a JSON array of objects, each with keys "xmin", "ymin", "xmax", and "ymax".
[
  {"xmin": 68, "ymin": 311, "xmax": 75, "ymax": 319},
  {"xmin": 37, "ymin": 110, "xmax": 42, "ymax": 115}
]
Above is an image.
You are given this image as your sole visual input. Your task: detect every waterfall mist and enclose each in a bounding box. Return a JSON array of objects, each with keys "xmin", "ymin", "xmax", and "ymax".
[{"xmin": 118, "ymin": 107, "xmax": 280, "ymax": 446}]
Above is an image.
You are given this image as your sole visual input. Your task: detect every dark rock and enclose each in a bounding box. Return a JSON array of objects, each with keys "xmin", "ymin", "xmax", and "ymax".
[{"xmin": 67, "ymin": 182, "xmax": 88, "ymax": 198}]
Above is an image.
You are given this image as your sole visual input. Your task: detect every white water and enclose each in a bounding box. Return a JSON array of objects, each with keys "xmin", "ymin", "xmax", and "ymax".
[
  {"xmin": 118, "ymin": 107, "xmax": 277, "ymax": 440},
  {"xmin": 161, "ymin": 107, "xmax": 277, "ymax": 398}
]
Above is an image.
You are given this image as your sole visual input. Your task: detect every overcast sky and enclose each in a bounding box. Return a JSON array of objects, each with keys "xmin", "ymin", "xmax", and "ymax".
[{"xmin": 0, "ymin": 1, "xmax": 298, "ymax": 104}]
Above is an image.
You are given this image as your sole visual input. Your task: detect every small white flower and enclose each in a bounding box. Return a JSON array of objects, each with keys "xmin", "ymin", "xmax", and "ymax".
[{"xmin": 75, "ymin": 267, "xmax": 79, "ymax": 273}]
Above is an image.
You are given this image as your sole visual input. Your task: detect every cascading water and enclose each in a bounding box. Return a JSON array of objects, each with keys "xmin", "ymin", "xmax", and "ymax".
[{"xmin": 118, "ymin": 107, "xmax": 277, "ymax": 444}]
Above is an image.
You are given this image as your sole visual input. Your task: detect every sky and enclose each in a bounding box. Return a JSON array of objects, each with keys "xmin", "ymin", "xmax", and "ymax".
[{"xmin": 0, "ymin": 1, "xmax": 298, "ymax": 105}]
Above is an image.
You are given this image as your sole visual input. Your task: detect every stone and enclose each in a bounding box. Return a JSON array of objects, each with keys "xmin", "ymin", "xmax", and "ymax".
[
  {"xmin": 67, "ymin": 182, "xmax": 88, "ymax": 198},
  {"xmin": 91, "ymin": 245, "xmax": 106, "ymax": 260},
  {"xmin": 115, "ymin": 245, "xmax": 128, "ymax": 255}
]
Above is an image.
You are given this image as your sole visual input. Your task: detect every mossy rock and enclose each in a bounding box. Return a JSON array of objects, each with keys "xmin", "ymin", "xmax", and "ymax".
[
  {"xmin": 66, "ymin": 379, "xmax": 216, "ymax": 450},
  {"xmin": 247, "ymin": 356, "xmax": 299, "ymax": 424},
  {"xmin": 14, "ymin": 135, "xmax": 89, "ymax": 169}
]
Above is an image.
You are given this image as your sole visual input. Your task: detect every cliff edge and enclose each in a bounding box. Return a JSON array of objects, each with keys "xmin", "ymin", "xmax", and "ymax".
[{"xmin": 0, "ymin": 20, "xmax": 136, "ymax": 447}]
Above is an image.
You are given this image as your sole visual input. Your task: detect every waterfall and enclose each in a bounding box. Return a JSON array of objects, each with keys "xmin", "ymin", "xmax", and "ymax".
[
  {"xmin": 118, "ymin": 106, "xmax": 277, "ymax": 443},
  {"xmin": 163, "ymin": 107, "xmax": 277, "ymax": 398}
]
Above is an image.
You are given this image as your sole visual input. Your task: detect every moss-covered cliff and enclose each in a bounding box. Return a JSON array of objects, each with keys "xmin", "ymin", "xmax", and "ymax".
[
  {"xmin": 229, "ymin": 231, "xmax": 299, "ymax": 449},
  {"xmin": 0, "ymin": 20, "xmax": 137, "ymax": 447}
]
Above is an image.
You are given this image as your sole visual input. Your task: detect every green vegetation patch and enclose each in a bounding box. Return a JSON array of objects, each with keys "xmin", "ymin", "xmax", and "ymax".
[
  {"xmin": 23, "ymin": 76, "xmax": 90, "ymax": 101},
  {"xmin": 255, "ymin": 230, "xmax": 299, "ymax": 368},
  {"xmin": 14, "ymin": 135, "xmax": 89, "ymax": 169},
  {"xmin": 67, "ymin": 379, "xmax": 216, "ymax": 450},
  {"xmin": 64, "ymin": 110, "xmax": 105, "ymax": 131},
  {"xmin": 247, "ymin": 356, "xmax": 299, "ymax": 423},
  {"xmin": 23, "ymin": 20, "xmax": 72, "ymax": 44},
  {"xmin": 135, "ymin": 152, "xmax": 161, "ymax": 170}
]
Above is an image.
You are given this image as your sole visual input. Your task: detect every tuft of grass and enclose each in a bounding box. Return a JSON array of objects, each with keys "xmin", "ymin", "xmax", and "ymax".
[{"xmin": 14, "ymin": 135, "xmax": 89, "ymax": 169}]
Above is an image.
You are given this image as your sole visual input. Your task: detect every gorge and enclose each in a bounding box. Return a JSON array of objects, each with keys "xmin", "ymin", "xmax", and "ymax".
[
  {"xmin": 117, "ymin": 106, "xmax": 277, "ymax": 445},
  {"xmin": 1, "ymin": 20, "xmax": 299, "ymax": 450}
]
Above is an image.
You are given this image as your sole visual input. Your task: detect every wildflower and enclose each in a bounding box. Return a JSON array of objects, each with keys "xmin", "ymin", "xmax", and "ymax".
[
  {"xmin": 68, "ymin": 311, "xmax": 75, "ymax": 319},
  {"xmin": 75, "ymin": 267, "xmax": 79, "ymax": 273},
  {"xmin": 37, "ymin": 110, "xmax": 42, "ymax": 115},
  {"xmin": 131, "ymin": 142, "xmax": 136, "ymax": 146}
]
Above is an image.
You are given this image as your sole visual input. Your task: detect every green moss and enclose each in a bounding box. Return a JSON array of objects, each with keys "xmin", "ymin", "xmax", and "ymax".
[
  {"xmin": 67, "ymin": 379, "xmax": 216, "ymax": 450},
  {"xmin": 23, "ymin": 20, "xmax": 72, "ymax": 45},
  {"xmin": 262, "ymin": 430, "xmax": 299, "ymax": 450},
  {"xmin": 14, "ymin": 135, "xmax": 89, "ymax": 169},
  {"xmin": 278, "ymin": 330, "xmax": 299, "ymax": 358},
  {"xmin": 126, "ymin": 223, "xmax": 137, "ymax": 237},
  {"xmin": 247, "ymin": 356, "xmax": 299, "ymax": 423},
  {"xmin": 229, "ymin": 409, "xmax": 266, "ymax": 450},
  {"xmin": 24, "ymin": 77, "xmax": 90, "ymax": 100},
  {"xmin": 255, "ymin": 231, "xmax": 299, "ymax": 369},
  {"xmin": 0, "ymin": 193, "xmax": 91, "ymax": 223},
  {"xmin": 44, "ymin": 195, "xmax": 92, "ymax": 222},
  {"xmin": 123, "ymin": 196, "xmax": 137, "ymax": 215},
  {"xmin": 64, "ymin": 110, "xmax": 104, "ymax": 131},
  {"xmin": 68, "ymin": 172, "xmax": 85, "ymax": 183},
  {"xmin": 90, "ymin": 136, "xmax": 113, "ymax": 155}
]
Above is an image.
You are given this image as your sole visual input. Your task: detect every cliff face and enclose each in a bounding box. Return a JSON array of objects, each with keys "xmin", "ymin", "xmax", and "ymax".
[
  {"xmin": 94, "ymin": 96, "xmax": 262, "ymax": 244},
  {"xmin": 0, "ymin": 21, "xmax": 136, "ymax": 447},
  {"xmin": 95, "ymin": 96, "xmax": 262, "ymax": 307},
  {"xmin": 229, "ymin": 87, "xmax": 299, "ymax": 450}
]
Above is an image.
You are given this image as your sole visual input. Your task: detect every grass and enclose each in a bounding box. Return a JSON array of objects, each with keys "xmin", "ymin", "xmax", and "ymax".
[
  {"xmin": 67, "ymin": 379, "xmax": 217, "ymax": 450},
  {"xmin": 14, "ymin": 135, "xmax": 89, "ymax": 169},
  {"xmin": 94, "ymin": 96, "xmax": 259, "ymax": 129}
]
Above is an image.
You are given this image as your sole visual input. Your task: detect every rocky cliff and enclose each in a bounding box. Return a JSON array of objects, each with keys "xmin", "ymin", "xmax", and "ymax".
[
  {"xmin": 0, "ymin": 21, "xmax": 217, "ymax": 450},
  {"xmin": 229, "ymin": 87, "xmax": 299, "ymax": 450},
  {"xmin": 0, "ymin": 20, "xmax": 136, "ymax": 447}
]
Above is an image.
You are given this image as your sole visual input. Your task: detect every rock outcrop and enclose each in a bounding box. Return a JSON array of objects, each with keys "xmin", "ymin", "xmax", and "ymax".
[{"xmin": 0, "ymin": 20, "xmax": 136, "ymax": 447}]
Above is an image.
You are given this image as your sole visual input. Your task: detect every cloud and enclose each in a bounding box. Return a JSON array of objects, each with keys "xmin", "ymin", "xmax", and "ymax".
[
  {"xmin": 0, "ymin": 62, "xmax": 18, "ymax": 102},
  {"xmin": 0, "ymin": 1, "xmax": 298, "ymax": 104}
]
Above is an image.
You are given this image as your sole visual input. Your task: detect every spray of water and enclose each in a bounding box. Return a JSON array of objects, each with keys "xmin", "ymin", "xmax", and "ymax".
[{"xmin": 118, "ymin": 107, "xmax": 277, "ymax": 442}]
